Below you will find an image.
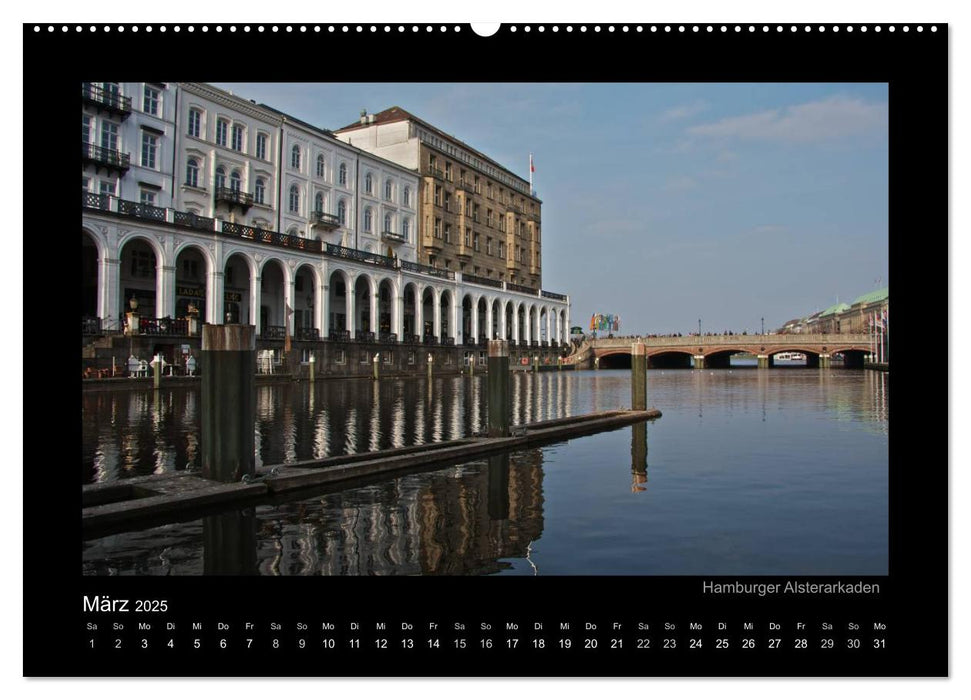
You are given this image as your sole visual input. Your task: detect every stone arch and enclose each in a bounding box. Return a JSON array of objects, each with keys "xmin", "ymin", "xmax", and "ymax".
[
  {"xmin": 174, "ymin": 242, "xmax": 211, "ymax": 322},
  {"xmin": 354, "ymin": 272, "xmax": 377, "ymax": 336},
  {"xmin": 118, "ymin": 233, "xmax": 165, "ymax": 320},
  {"xmin": 402, "ymin": 281, "xmax": 419, "ymax": 340},
  {"xmin": 294, "ymin": 262, "xmax": 320, "ymax": 337},
  {"xmin": 223, "ymin": 250, "xmax": 256, "ymax": 325},
  {"xmin": 328, "ymin": 267, "xmax": 351, "ymax": 334},
  {"xmin": 258, "ymin": 257, "xmax": 288, "ymax": 337}
]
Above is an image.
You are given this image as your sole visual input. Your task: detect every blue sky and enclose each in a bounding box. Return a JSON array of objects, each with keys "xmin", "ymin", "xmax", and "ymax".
[{"xmin": 219, "ymin": 82, "xmax": 888, "ymax": 334}]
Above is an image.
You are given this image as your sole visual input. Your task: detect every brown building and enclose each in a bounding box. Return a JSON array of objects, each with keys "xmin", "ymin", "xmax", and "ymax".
[{"xmin": 335, "ymin": 107, "xmax": 544, "ymax": 291}]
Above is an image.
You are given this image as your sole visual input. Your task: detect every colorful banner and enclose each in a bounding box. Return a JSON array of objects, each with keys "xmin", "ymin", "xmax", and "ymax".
[{"xmin": 589, "ymin": 314, "xmax": 621, "ymax": 332}]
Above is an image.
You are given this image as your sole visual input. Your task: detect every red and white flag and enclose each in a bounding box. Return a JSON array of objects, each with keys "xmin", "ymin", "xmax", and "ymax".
[{"xmin": 530, "ymin": 153, "xmax": 535, "ymax": 172}]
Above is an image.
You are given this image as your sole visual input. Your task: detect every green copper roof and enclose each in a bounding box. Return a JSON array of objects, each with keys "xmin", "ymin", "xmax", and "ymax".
[
  {"xmin": 820, "ymin": 302, "xmax": 851, "ymax": 317},
  {"xmin": 851, "ymin": 287, "xmax": 889, "ymax": 306}
]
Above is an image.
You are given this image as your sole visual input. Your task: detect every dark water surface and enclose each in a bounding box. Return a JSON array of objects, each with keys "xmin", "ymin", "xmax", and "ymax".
[{"xmin": 82, "ymin": 368, "xmax": 888, "ymax": 576}]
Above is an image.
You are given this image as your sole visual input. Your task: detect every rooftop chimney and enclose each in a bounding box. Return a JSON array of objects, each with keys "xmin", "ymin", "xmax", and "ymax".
[{"xmin": 360, "ymin": 108, "xmax": 367, "ymax": 124}]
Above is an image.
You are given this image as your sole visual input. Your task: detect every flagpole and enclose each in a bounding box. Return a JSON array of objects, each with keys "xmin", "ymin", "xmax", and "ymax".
[{"xmin": 529, "ymin": 152, "xmax": 533, "ymax": 194}]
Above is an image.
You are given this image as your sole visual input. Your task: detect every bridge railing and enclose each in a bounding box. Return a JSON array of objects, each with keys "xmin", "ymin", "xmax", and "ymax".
[{"xmin": 588, "ymin": 333, "xmax": 868, "ymax": 348}]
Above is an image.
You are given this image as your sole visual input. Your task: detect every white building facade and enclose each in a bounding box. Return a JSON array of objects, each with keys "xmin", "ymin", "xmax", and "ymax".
[{"xmin": 81, "ymin": 83, "xmax": 569, "ymax": 349}]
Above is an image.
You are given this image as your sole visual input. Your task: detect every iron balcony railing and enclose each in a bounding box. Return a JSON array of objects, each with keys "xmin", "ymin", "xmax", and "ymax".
[
  {"xmin": 442, "ymin": 337, "xmax": 455, "ymax": 346},
  {"xmin": 82, "ymin": 142, "xmax": 131, "ymax": 171},
  {"xmin": 403, "ymin": 333, "xmax": 421, "ymax": 344},
  {"xmin": 81, "ymin": 83, "xmax": 132, "ymax": 116},
  {"xmin": 325, "ymin": 244, "xmax": 396, "ymax": 269},
  {"xmin": 82, "ymin": 192, "xmax": 110, "ymax": 210},
  {"xmin": 81, "ymin": 317, "xmax": 102, "ymax": 335},
  {"xmin": 426, "ymin": 166, "xmax": 445, "ymax": 180},
  {"xmin": 399, "ymin": 260, "xmax": 455, "ymax": 280},
  {"xmin": 541, "ymin": 290, "xmax": 568, "ymax": 301},
  {"xmin": 214, "ymin": 186, "xmax": 254, "ymax": 208},
  {"xmin": 423, "ymin": 335, "xmax": 439, "ymax": 346},
  {"xmin": 329, "ymin": 329, "xmax": 351, "ymax": 342},
  {"xmin": 312, "ymin": 210, "xmax": 341, "ymax": 229},
  {"xmin": 463, "ymin": 273, "xmax": 502, "ymax": 289},
  {"xmin": 296, "ymin": 328, "xmax": 320, "ymax": 341},
  {"xmin": 355, "ymin": 330, "xmax": 375, "ymax": 343},
  {"xmin": 507, "ymin": 282, "xmax": 537, "ymax": 295},
  {"xmin": 139, "ymin": 317, "xmax": 188, "ymax": 336},
  {"xmin": 262, "ymin": 326, "xmax": 286, "ymax": 340},
  {"xmin": 173, "ymin": 210, "xmax": 215, "ymax": 231},
  {"xmin": 118, "ymin": 200, "xmax": 166, "ymax": 222},
  {"xmin": 378, "ymin": 331, "xmax": 398, "ymax": 344}
]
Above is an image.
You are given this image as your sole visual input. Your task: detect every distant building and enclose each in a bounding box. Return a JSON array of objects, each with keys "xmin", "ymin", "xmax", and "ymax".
[{"xmin": 335, "ymin": 107, "xmax": 544, "ymax": 291}]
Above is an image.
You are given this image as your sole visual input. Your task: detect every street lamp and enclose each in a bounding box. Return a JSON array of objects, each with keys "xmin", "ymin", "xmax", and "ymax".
[
  {"xmin": 698, "ymin": 318, "xmax": 701, "ymax": 337},
  {"xmin": 761, "ymin": 317, "xmax": 764, "ymax": 335}
]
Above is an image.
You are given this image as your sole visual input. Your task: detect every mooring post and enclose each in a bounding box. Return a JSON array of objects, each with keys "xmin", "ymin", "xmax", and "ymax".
[
  {"xmin": 632, "ymin": 342, "xmax": 647, "ymax": 410},
  {"xmin": 372, "ymin": 353, "xmax": 380, "ymax": 381},
  {"xmin": 201, "ymin": 324, "xmax": 255, "ymax": 483},
  {"xmin": 532, "ymin": 355, "xmax": 539, "ymax": 373},
  {"xmin": 469, "ymin": 353, "xmax": 474, "ymax": 377},
  {"xmin": 309, "ymin": 353, "xmax": 315, "ymax": 382},
  {"xmin": 427, "ymin": 352, "xmax": 433, "ymax": 382},
  {"xmin": 152, "ymin": 353, "xmax": 162, "ymax": 389},
  {"xmin": 488, "ymin": 339, "xmax": 511, "ymax": 437}
]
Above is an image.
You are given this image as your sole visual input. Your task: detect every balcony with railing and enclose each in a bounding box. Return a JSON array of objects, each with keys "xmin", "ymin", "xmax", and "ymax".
[
  {"xmin": 426, "ymin": 166, "xmax": 445, "ymax": 180},
  {"xmin": 381, "ymin": 229, "xmax": 406, "ymax": 244},
  {"xmin": 214, "ymin": 186, "xmax": 254, "ymax": 211},
  {"xmin": 463, "ymin": 273, "xmax": 502, "ymax": 289},
  {"xmin": 81, "ymin": 192, "xmax": 111, "ymax": 210},
  {"xmin": 312, "ymin": 210, "xmax": 341, "ymax": 230},
  {"xmin": 456, "ymin": 179, "xmax": 476, "ymax": 193},
  {"xmin": 118, "ymin": 200, "xmax": 166, "ymax": 222},
  {"xmin": 329, "ymin": 329, "xmax": 350, "ymax": 342},
  {"xmin": 541, "ymin": 290, "xmax": 568, "ymax": 301},
  {"xmin": 262, "ymin": 326, "xmax": 286, "ymax": 340},
  {"xmin": 400, "ymin": 260, "xmax": 454, "ymax": 280},
  {"xmin": 378, "ymin": 331, "xmax": 398, "ymax": 344},
  {"xmin": 403, "ymin": 333, "xmax": 421, "ymax": 344},
  {"xmin": 296, "ymin": 328, "xmax": 320, "ymax": 341},
  {"xmin": 81, "ymin": 83, "xmax": 132, "ymax": 118},
  {"xmin": 507, "ymin": 282, "xmax": 537, "ymax": 295},
  {"xmin": 355, "ymin": 330, "xmax": 375, "ymax": 343},
  {"xmin": 173, "ymin": 210, "xmax": 215, "ymax": 231},
  {"xmin": 139, "ymin": 317, "xmax": 188, "ymax": 336},
  {"xmin": 325, "ymin": 244, "xmax": 396, "ymax": 269},
  {"xmin": 82, "ymin": 142, "xmax": 130, "ymax": 174},
  {"xmin": 423, "ymin": 335, "xmax": 439, "ymax": 346}
]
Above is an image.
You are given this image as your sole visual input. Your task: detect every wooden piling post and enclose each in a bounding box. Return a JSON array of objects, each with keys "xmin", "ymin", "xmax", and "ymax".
[
  {"xmin": 632, "ymin": 342, "xmax": 647, "ymax": 410},
  {"xmin": 488, "ymin": 340, "xmax": 511, "ymax": 437},
  {"xmin": 201, "ymin": 325, "xmax": 256, "ymax": 483}
]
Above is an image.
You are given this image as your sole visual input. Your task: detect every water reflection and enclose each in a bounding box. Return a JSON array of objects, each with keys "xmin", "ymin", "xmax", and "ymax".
[
  {"xmin": 83, "ymin": 448, "xmax": 546, "ymax": 576},
  {"xmin": 82, "ymin": 369, "xmax": 889, "ymax": 576}
]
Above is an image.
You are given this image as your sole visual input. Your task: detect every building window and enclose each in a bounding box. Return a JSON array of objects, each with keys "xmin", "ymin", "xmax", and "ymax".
[
  {"xmin": 231, "ymin": 124, "xmax": 244, "ymax": 152},
  {"xmin": 403, "ymin": 186, "xmax": 411, "ymax": 206},
  {"xmin": 230, "ymin": 169, "xmax": 242, "ymax": 193},
  {"xmin": 315, "ymin": 192, "xmax": 324, "ymax": 214},
  {"xmin": 473, "ymin": 233, "xmax": 480, "ymax": 252},
  {"xmin": 99, "ymin": 180, "xmax": 115, "ymax": 196},
  {"xmin": 339, "ymin": 162, "xmax": 347, "ymax": 186},
  {"xmin": 291, "ymin": 144, "xmax": 301, "ymax": 170},
  {"xmin": 402, "ymin": 218, "xmax": 410, "ymax": 241},
  {"xmin": 215, "ymin": 166, "xmax": 226, "ymax": 190},
  {"xmin": 82, "ymin": 176, "xmax": 90, "ymax": 192},
  {"xmin": 188, "ymin": 109, "xmax": 201, "ymax": 138},
  {"xmin": 364, "ymin": 207, "xmax": 373, "ymax": 232},
  {"xmin": 444, "ymin": 191, "xmax": 451, "ymax": 212},
  {"xmin": 140, "ymin": 189, "xmax": 156, "ymax": 206},
  {"xmin": 289, "ymin": 184, "xmax": 300, "ymax": 213},
  {"xmin": 316, "ymin": 154, "xmax": 325, "ymax": 178},
  {"xmin": 487, "ymin": 237, "xmax": 493, "ymax": 256},
  {"xmin": 81, "ymin": 115, "xmax": 91, "ymax": 143},
  {"xmin": 338, "ymin": 200, "xmax": 347, "ymax": 226},
  {"xmin": 384, "ymin": 213, "xmax": 392, "ymax": 232},
  {"xmin": 140, "ymin": 133, "xmax": 158, "ymax": 169},
  {"xmin": 186, "ymin": 158, "xmax": 199, "ymax": 188},
  {"xmin": 100, "ymin": 121, "xmax": 118, "ymax": 151},
  {"xmin": 130, "ymin": 250, "xmax": 154, "ymax": 278},
  {"xmin": 434, "ymin": 218, "xmax": 441, "ymax": 239},
  {"xmin": 365, "ymin": 172, "xmax": 373, "ymax": 194},
  {"xmin": 216, "ymin": 119, "xmax": 228, "ymax": 147},
  {"xmin": 384, "ymin": 179, "xmax": 393, "ymax": 201},
  {"xmin": 464, "ymin": 228, "xmax": 471, "ymax": 247},
  {"xmin": 434, "ymin": 185, "xmax": 442, "ymax": 206},
  {"xmin": 444, "ymin": 162, "xmax": 452, "ymax": 180},
  {"xmin": 444, "ymin": 223, "xmax": 451, "ymax": 243},
  {"xmin": 256, "ymin": 133, "xmax": 267, "ymax": 160},
  {"xmin": 255, "ymin": 178, "xmax": 265, "ymax": 204},
  {"xmin": 335, "ymin": 349, "xmax": 346, "ymax": 364},
  {"xmin": 498, "ymin": 241, "xmax": 505, "ymax": 258},
  {"xmin": 142, "ymin": 86, "xmax": 159, "ymax": 115}
]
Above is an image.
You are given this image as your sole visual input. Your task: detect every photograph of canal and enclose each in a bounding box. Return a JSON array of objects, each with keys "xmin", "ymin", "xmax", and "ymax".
[{"xmin": 81, "ymin": 81, "xmax": 890, "ymax": 577}]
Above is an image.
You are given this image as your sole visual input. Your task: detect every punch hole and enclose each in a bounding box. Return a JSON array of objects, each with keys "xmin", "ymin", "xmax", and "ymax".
[{"xmin": 471, "ymin": 23, "xmax": 499, "ymax": 37}]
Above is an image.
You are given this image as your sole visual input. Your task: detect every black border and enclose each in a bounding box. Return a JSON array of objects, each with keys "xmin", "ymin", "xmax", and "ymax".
[{"xmin": 25, "ymin": 22, "xmax": 947, "ymax": 676}]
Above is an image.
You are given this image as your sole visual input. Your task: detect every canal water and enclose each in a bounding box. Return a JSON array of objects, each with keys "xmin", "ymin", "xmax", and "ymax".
[{"xmin": 82, "ymin": 366, "xmax": 888, "ymax": 576}]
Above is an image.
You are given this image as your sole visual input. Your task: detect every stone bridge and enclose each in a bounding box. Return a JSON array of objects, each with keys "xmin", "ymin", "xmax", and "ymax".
[{"xmin": 570, "ymin": 334, "xmax": 872, "ymax": 369}]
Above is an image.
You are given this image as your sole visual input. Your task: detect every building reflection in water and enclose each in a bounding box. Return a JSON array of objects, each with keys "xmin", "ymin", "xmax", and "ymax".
[
  {"xmin": 244, "ymin": 447, "xmax": 545, "ymax": 576},
  {"xmin": 203, "ymin": 509, "xmax": 257, "ymax": 575}
]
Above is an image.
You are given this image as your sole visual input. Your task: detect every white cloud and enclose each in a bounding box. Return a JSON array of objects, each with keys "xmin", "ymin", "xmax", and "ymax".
[
  {"xmin": 664, "ymin": 175, "xmax": 698, "ymax": 192},
  {"xmin": 658, "ymin": 99, "xmax": 709, "ymax": 122},
  {"xmin": 686, "ymin": 95, "xmax": 887, "ymax": 144}
]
